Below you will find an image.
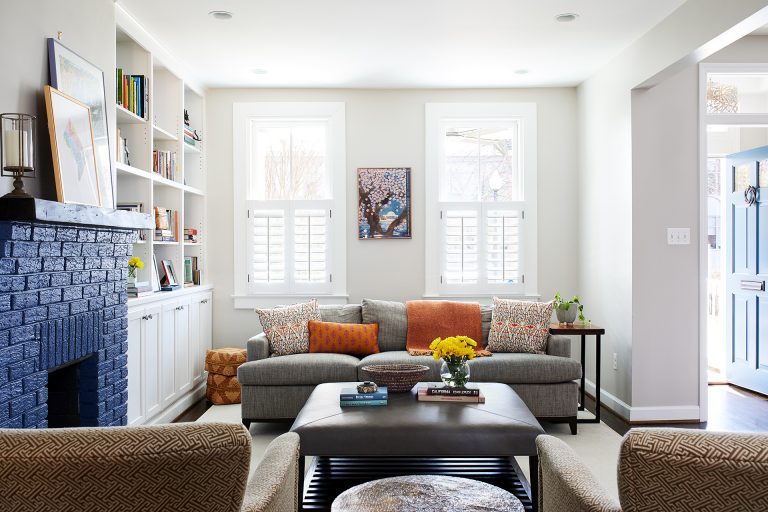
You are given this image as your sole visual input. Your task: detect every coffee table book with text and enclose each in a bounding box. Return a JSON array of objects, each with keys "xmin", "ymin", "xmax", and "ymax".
[{"xmin": 339, "ymin": 384, "xmax": 487, "ymax": 407}]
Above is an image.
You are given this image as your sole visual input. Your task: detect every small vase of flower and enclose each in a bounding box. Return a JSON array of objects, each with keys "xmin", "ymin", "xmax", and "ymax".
[
  {"xmin": 127, "ymin": 256, "xmax": 144, "ymax": 286},
  {"xmin": 430, "ymin": 336, "xmax": 477, "ymax": 388}
]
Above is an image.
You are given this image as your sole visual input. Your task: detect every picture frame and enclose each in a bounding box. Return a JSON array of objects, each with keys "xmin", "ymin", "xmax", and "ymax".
[
  {"xmin": 44, "ymin": 86, "xmax": 102, "ymax": 207},
  {"xmin": 48, "ymin": 38, "xmax": 115, "ymax": 208},
  {"xmin": 151, "ymin": 254, "xmax": 162, "ymax": 292},
  {"xmin": 357, "ymin": 167, "xmax": 412, "ymax": 239},
  {"xmin": 161, "ymin": 259, "xmax": 179, "ymax": 287}
]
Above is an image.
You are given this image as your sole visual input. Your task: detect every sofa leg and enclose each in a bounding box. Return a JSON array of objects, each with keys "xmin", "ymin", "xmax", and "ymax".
[
  {"xmin": 569, "ymin": 416, "xmax": 577, "ymax": 435},
  {"xmin": 242, "ymin": 419, "xmax": 252, "ymax": 431}
]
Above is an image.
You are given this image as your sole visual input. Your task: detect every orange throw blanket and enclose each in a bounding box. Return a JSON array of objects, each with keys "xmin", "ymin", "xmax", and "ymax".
[{"xmin": 405, "ymin": 300, "xmax": 489, "ymax": 356}]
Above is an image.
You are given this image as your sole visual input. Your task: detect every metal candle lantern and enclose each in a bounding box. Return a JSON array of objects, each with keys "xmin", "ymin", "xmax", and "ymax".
[{"xmin": 0, "ymin": 113, "xmax": 36, "ymax": 198}]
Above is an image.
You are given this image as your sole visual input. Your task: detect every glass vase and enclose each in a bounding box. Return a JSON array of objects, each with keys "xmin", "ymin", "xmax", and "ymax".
[{"xmin": 440, "ymin": 358, "xmax": 471, "ymax": 388}]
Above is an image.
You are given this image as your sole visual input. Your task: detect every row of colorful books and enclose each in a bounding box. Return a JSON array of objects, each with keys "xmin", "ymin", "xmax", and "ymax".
[
  {"xmin": 184, "ymin": 256, "xmax": 201, "ymax": 285},
  {"xmin": 153, "ymin": 150, "xmax": 177, "ymax": 181},
  {"xmin": 116, "ymin": 69, "xmax": 148, "ymax": 119}
]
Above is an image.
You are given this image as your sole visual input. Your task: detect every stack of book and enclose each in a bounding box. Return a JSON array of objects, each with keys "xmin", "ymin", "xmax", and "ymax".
[
  {"xmin": 183, "ymin": 256, "xmax": 201, "ymax": 286},
  {"xmin": 184, "ymin": 228, "xmax": 199, "ymax": 244},
  {"xmin": 184, "ymin": 125, "xmax": 198, "ymax": 147},
  {"xmin": 116, "ymin": 69, "xmax": 148, "ymax": 119},
  {"xmin": 128, "ymin": 281, "xmax": 153, "ymax": 298},
  {"xmin": 416, "ymin": 385, "xmax": 485, "ymax": 403},
  {"xmin": 153, "ymin": 150, "xmax": 177, "ymax": 181},
  {"xmin": 154, "ymin": 206, "xmax": 178, "ymax": 242},
  {"xmin": 340, "ymin": 386, "xmax": 388, "ymax": 407}
]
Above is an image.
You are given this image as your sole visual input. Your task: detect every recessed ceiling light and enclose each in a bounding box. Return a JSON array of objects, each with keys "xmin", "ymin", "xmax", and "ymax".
[
  {"xmin": 555, "ymin": 13, "xmax": 579, "ymax": 22},
  {"xmin": 252, "ymin": 69, "xmax": 268, "ymax": 75},
  {"xmin": 514, "ymin": 69, "xmax": 529, "ymax": 75},
  {"xmin": 208, "ymin": 10, "xmax": 233, "ymax": 20}
]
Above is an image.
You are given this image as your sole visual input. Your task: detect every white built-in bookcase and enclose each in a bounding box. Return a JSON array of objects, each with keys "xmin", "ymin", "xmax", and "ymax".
[{"xmin": 115, "ymin": 11, "xmax": 207, "ymax": 297}]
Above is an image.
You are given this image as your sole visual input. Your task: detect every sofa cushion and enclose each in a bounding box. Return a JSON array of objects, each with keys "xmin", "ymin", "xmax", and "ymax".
[
  {"xmin": 361, "ymin": 298, "xmax": 408, "ymax": 351},
  {"xmin": 358, "ymin": 351, "xmax": 442, "ymax": 381},
  {"xmin": 309, "ymin": 320, "xmax": 380, "ymax": 357},
  {"xmin": 255, "ymin": 299, "xmax": 321, "ymax": 356},
  {"xmin": 467, "ymin": 353, "xmax": 581, "ymax": 384},
  {"xmin": 488, "ymin": 298, "xmax": 554, "ymax": 354},
  {"xmin": 319, "ymin": 304, "xmax": 363, "ymax": 324},
  {"xmin": 238, "ymin": 353, "xmax": 360, "ymax": 386}
]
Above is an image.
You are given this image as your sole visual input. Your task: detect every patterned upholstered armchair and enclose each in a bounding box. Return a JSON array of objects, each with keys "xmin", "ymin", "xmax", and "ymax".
[
  {"xmin": 536, "ymin": 428, "xmax": 768, "ymax": 512},
  {"xmin": 0, "ymin": 422, "xmax": 300, "ymax": 512}
]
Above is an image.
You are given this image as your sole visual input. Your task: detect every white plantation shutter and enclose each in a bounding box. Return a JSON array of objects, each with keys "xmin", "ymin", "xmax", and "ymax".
[
  {"xmin": 443, "ymin": 208, "xmax": 479, "ymax": 284},
  {"xmin": 486, "ymin": 209, "xmax": 521, "ymax": 284},
  {"xmin": 247, "ymin": 201, "xmax": 331, "ymax": 294}
]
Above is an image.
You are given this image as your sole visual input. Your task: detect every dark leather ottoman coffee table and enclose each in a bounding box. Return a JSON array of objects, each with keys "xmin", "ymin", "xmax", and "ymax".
[{"xmin": 290, "ymin": 382, "xmax": 545, "ymax": 511}]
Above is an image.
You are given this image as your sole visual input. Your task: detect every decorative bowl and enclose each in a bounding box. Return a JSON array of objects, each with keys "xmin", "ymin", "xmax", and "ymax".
[{"xmin": 360, "ymin": 364, "xmax": 430, "ymax": 393}]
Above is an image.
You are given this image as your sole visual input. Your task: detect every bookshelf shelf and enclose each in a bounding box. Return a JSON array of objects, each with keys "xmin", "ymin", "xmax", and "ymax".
[
  {"xmin": 183, "ymin": 142, "xmax": 201, "ymax": 154},
  {"xmin": 115, "ymin": 15, "xmax": 207, "ymax": 292},
  {"xmin": 116, "ymin": 104, "xmax": 146, "ymax": 124},
  {"xmin": 184, "ymin": 242, "xmax": 202, "ymax": 247},
  {"xmin": 153, "ymin": 125, "xmax": 178, "ymax": 141}
]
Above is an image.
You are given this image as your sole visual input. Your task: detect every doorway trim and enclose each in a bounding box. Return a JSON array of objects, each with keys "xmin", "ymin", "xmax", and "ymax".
[{"xmin": 698, "ymin": 62, "xmax": 768, "ymax": 422}]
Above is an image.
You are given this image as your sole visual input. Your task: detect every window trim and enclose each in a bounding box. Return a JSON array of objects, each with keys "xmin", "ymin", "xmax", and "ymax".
[
  {"xmin": 233, "ymin": 102, "xmax": 346, "ymax": 300},
  {"xmin": 424, "ymin": 102, "xmax": 538, "ymax": 297}
]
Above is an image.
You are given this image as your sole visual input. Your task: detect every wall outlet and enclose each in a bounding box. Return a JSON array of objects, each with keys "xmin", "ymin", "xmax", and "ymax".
[
  {"xmin": 613, "ymin": 353, "xmax": 618, "ymax": 371},
  {"xmin": 667, "ymin": 227, "xmax": 690, "ymax": 245}
]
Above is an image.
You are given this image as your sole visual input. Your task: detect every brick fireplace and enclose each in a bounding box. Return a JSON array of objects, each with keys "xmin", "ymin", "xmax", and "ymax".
[{"xmin": 0, "ymin": 199, "xmax": 150, "ymax": 428}]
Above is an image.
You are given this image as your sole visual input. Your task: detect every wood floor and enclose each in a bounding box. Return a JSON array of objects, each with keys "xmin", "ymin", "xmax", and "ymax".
[{"xmin": 596, "ymin": 384, "xmax": 768, "ymax": 436}]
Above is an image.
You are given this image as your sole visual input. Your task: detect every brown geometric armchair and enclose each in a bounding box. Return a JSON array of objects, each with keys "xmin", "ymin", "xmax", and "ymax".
[
  {"xmin": 536, "ymin": 428, "xmax": 768, "ymax": 512},
  {"xmin": 0, "ymin": 422, "xmax": 300, "ymax": 512}
]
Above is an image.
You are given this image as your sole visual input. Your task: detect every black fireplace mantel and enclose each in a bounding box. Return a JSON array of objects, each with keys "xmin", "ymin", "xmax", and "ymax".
[{"xmin": 0, "ymin": 198, "xmax": 153, "ymax": 230}]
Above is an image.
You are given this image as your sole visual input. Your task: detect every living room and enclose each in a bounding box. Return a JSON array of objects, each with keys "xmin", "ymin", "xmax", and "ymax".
[{"xmin": 1, "ymin": 1, "xmax": 768, "ymax": 511}]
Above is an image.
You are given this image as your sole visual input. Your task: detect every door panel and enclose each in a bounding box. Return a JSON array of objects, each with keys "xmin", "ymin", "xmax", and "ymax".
[
  {"xmin": 725, "ymin": 146, "xmax": 768, "ymax": 395},
  {"xmin": 188, "ymin": 298, "xmax": 202, "ymax": 385},
  {"xmin": 160, "ymin": 301, "xmax": 177, "ymax": 407},
  {"xmin": 143, "ymin": 305, "xmax": 162, "ymax": 419},
  {"xmin": 174, "ymin": 297, "xmax": 192, "ymax": 394},
  {"xmin": 126, "ymin": 309, "xmax": 144, "ymax": 426}
]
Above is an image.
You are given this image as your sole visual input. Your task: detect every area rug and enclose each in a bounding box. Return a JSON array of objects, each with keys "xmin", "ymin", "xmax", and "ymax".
[{"xmin": 196, "ymin": 405, "xmax": 622, "ymax": 501}]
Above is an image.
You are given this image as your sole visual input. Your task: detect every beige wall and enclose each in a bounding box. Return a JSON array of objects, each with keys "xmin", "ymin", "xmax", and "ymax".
[
  {"xmin": 206, "ymin": 88, "xmax": 579, "ymax": 346},
  {"xmin": 0, "ymin": 0, "xmax": 115, "ymax": 199}
]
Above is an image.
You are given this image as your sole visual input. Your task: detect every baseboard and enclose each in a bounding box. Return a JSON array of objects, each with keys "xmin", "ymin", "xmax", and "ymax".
[
  {"xmin": 145, "ymin": 382, "xmax": 207, "ymax": 425},
  {"xmin": 584, "ymin": 379, "xmax": 700, "ymax": 423}
]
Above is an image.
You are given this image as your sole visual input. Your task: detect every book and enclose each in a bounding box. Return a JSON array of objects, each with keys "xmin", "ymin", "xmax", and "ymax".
[
  {"xmin": 425, "ymin": 385, "xmax": 480, "ymax": 397},
  {"xmin": 340, "ymin": 399, "xmax": 388, "ymax": 407},
  {"xmin": 340, "ymin": 387, "xmax": 388, "ymax": 401},
  {"xmin": 184, "ymin": 256, "xmax": 193, "ymax": 283},
  {"xmin": 416, "ymin": 388, "xmax": 485, "ymax": 403}
]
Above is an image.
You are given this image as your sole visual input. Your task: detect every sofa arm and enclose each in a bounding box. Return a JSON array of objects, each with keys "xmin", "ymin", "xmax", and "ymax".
[
  {"xmin": 247, "ymin": 333, "xmax": 270, "ymax": 361},
  {"xmin": 537, "ymin": 435, "xmax": 621, "ymax": 512},
  {"xmin": 241, "ymin": 432, "xmax": 301, "ymax": 512},
  {"xmin": 547, "ymin": 335, "xmax": 571, "ymax": 358}
]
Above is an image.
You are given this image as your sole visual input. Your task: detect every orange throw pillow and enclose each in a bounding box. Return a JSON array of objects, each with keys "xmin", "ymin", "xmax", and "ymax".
[
  {"xmin": 308, "ymin": 320, "xmax": 380, "ymax": 357},
  {"xmin": 405, "ymin": 300, "xmax": 486, "ymax": 355}
]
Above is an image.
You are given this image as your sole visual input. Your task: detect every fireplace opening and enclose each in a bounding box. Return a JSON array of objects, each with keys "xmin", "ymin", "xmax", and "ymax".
[{"xmin": 47, "ymin": 357, "xmax": 87, "ymax": 428}]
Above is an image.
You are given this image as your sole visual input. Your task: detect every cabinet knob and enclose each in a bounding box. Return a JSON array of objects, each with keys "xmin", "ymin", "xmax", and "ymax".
[
  {"xmin": 141, "ymin": 315, "xmax": 149, "ymax": 321},
  {"xmin": 176, "ymin": 305, "xmax": 185, "ymax": 311},
  {"xmin": 200, "ymin": 299, "xmax": 208, "ymax": 304}
]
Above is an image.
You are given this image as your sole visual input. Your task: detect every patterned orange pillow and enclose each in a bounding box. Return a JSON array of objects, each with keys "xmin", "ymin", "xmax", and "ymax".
[{"xmin": 308, "ymin": 320, "xmax": 380, "ymax": 357}]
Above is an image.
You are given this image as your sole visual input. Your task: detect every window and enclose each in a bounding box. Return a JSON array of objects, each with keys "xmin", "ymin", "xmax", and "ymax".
[
  {"xmin": 425, "ymin": 103, "xmax": 537, "ymax": 296},
  {"xmin": 233, "ymin": 103, "xmax": 346, "ymax": 300}
]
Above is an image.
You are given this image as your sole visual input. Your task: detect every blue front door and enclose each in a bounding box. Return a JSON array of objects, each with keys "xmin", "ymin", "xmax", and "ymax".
[{"xmin": 725, "ymin": 146, "xmax": 768, "ymax": 395}]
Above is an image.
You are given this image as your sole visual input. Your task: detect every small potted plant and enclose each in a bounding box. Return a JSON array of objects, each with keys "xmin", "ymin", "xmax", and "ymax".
[
  {"xmin": 429, "ymin": 336, "xmax": 477, "ymax": 388},
  {"xmin": 554, "ymin": 292, "xmax": 586, "ymax": 325},
  {"xmin": 127, "ymin": 256, "xmax": 144, "ymax": 286}
]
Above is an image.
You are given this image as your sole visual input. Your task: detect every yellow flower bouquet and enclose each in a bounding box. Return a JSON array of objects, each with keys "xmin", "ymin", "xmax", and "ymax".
[
  {"xmin": 127, "ymin": 256, "xmax": 144, "ymax": 279},
  {"xmin": 429, "ymin": 336, "xmax": 476, "ymax": 387}
]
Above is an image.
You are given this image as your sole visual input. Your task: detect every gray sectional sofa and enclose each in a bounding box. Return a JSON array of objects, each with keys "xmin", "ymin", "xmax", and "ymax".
[{"xmin": 238, "ymin": 300, "xmax": 582, "ymax": 433}]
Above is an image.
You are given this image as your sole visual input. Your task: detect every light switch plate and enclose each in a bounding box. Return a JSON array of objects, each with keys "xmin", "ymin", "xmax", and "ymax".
[{"xmin": 667, "ymin": 227, "xmax": 690, "ymax": 245}]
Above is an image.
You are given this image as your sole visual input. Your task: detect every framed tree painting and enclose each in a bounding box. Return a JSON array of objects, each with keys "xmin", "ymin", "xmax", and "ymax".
[
  {"xmin": 44, "ymin": 86, "xmax": 102, "ymax": 207},
  {"xmin": 48, "ymin": 38, "xmax": 115, "ymax": 208},
  {"xmin": 358, "ymin": 167, "xmax": 411, "ymax": 239}
]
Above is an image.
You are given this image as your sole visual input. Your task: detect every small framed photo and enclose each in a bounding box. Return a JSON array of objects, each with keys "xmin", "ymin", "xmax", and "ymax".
[
  {"xmin": 44, "ymin": 85, "xmax": 102, "ymax": 207},
  {"xmin": 161, "ymin": 259, "xmax": 179, "ymax": 287},
  {"xmin": 151, "ymin": 254, "xmax": 162, "ymax": 292}
]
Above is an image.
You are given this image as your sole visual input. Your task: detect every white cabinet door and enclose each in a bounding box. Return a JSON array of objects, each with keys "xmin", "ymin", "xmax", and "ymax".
[
  {"xmin": 174, "ymin": 296, "xmax": 192, "ymax": 394},
  {"xmin": 199, "ymin": 293, "xmax": 213, "ymax": 366},
  {"xmin": 160, "ymin": 300, "xmax": 178, "ymax": 408},
  {"xmin": 188, "ymin": 298, "xmax": 202, "ymax": 386},
  {"xmin": 142, "ymin": 305, "xmax": 162, "ymax": 419},
  {"xmin": 126, "ymin": 308, "xmax": 144, "ymax": 426}
]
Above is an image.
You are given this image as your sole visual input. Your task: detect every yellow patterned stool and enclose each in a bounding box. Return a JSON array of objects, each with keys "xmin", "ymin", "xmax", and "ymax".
[{"xmin": 205, "ymin": 348, "xmax": 247, "ymax": 404}]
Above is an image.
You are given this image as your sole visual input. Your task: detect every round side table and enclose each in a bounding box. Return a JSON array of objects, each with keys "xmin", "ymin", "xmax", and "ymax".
[{"xmin": 331, "ymin": 474, "xmax": 525, "ymax": 512}]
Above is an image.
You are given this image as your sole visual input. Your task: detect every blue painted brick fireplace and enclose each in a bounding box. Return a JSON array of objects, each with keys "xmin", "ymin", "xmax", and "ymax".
[{"xmin": 0, "ymin": 221, "xmax": 138, "ymax": 428}]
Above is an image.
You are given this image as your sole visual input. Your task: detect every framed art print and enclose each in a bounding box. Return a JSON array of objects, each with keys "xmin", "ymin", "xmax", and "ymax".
[
  {"xmin": 161, "ymin": 259, "xmax": 179, "ymax": 286},
  {"xmin": 48, "ymin": 38, "xmax": 115, "ymax": 208},
  {"xmin": 358, "ymin": 167, "xmax": 412, "ymax": 239},
  {"xmin": 44, "ymin": 86, "xmax": 102, "ymax": 207}
]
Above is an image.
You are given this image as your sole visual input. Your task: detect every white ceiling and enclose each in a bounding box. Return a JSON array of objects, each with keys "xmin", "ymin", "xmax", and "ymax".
[{"xmin": 117, "ymin": 0, "xmax": 687, "ymax": 89}]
